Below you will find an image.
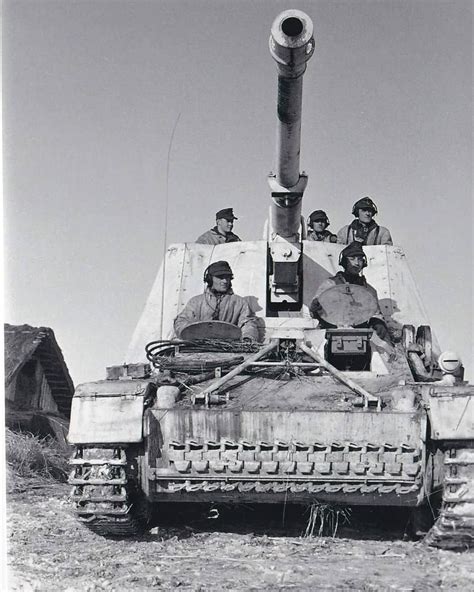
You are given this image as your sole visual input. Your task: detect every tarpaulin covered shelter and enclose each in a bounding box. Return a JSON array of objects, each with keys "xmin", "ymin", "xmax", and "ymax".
[{"xmin": 4, "ymin": 323, "xmax": 74, "ymax": 445}]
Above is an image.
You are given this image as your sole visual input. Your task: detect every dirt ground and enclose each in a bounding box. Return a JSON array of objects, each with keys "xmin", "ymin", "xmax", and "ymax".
[{"xmin": 6, "ymin": 481, "xmax": 473, "ymax": 591}]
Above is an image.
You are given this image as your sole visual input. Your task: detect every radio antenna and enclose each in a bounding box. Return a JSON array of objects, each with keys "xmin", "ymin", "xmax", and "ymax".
[{"xmin": 159, "ymin": 111, "xmax": 181, "ymax": 338}]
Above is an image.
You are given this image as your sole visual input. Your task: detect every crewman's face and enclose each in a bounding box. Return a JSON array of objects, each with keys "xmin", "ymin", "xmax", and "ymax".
[
  {"xmin": 311, "ymin": 220, "xmax": 327, "ymax": 232},
  {"xmin": 211, "ymin": 274, "xmax": 232, "ymax": 293},
  {"xmin": 216, "ymin": 217, "xmax": 234, "ymax": 234},
  {"xmin": 358, "ymin": 208, "xmax": 375, "ymax": 224},
  {"xmin": 345, "ymin": 255, "xmax": 365, "ymax": 275}
]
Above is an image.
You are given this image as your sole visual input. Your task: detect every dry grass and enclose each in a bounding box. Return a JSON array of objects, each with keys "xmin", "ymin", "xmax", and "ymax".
[
  {"xmin": 303, "ymin": 502, "xmax": 352, "ymax": 538},
  {"xmin": 5, "ymin": 428, "xmax": 69, "ymax": 492}
]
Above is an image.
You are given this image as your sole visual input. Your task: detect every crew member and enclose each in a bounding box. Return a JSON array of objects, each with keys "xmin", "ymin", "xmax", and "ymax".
[
  {"xmin": 306, "ymin": 210, "xmax": 337, "ymax": 242},
  {"xmin": 310, "ymin": 242, "xmax": 391, "ymax": 342},
  {"xmin": 337, "ymin": 197, "xmax": 392, "ymax": 245},
  {"xmin": 174, "ymin": 260, "xmax": 258, "ymax": 341},
  {"xmin": 196, "ymin": 208, "xmax": 241, "ymax": 244}
]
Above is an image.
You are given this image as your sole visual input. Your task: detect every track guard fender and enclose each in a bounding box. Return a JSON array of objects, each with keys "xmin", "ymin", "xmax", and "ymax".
[
  {"xmin": 421, "ymin": 385, "xmax": 474, "ymax": 441},
  {"xmin": 67, "ymin": 380, "xmax": 156, "ymax": 445}
]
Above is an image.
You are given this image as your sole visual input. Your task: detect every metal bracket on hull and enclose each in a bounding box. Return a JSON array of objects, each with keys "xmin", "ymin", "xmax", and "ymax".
[
  {"xmin": 192, "ymin": 339, "xmax": 381, "ymax": 410},
  {"xmin": 298, "ymin": 342, "xmax": 381, "ymax": 410},
  {"xmin": 192, "ymin": 341, "xmax": 278, "ymax": 405}
]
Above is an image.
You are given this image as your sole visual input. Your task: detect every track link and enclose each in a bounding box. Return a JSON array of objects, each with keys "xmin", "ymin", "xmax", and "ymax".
[
  {"xmin": 426, "ymin": 445, "xmax": 474, "ymax": 550},
  {"xmin": 69, "ymin": 446, "xmax": 150, "ymax": 538}
]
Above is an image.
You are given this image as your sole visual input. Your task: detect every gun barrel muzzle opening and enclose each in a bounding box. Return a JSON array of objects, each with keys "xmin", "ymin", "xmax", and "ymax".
[{"xmin": 281, "ymin": 17, "xmax": 304, "ymax": 37}]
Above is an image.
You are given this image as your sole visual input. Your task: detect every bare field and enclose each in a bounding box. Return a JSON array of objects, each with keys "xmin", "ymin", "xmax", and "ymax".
[{"xmin": 7, "ymin": 483, "xmax": 473, "ymax": 591}]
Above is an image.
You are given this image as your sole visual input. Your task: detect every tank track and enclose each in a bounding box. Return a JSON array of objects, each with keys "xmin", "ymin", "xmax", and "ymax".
[
  {"xmin": 426, "ymin": 444, "xmax": 474, "ymax": 550},
  {"xmin": 69, "ymin": 446, "xmax": 150, "ymax": 537}
]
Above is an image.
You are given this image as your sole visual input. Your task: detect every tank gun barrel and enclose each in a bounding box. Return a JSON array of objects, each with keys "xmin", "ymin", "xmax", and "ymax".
[{"xmin": 268, "ymin": 10, "xmax": 314, "ymax": 240}]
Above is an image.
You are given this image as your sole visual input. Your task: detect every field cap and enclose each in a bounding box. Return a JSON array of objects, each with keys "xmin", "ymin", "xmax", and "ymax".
[
  {"xmin": 216, "ymin": 208, "xmax": 238, "ymax": 220},
  {"xmin": 207, "ymin": 260, "xmax": 233, "ymax": 277},
  {"xmin": 309, "ymin": 210, "xmax": 329, "ymax": 223}
]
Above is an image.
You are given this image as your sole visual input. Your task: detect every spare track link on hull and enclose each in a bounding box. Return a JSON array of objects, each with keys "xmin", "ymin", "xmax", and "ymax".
[
  {"xmin": 153, "ymin": 480, "xmax": 419, "ymax": 496},
  {"xmin": 426, "ymin": 444, "xmax": 474, "ymax": 550},
  {"xmin": 69, "ymin": 446, "xmax": 150, "ymax": 538}
]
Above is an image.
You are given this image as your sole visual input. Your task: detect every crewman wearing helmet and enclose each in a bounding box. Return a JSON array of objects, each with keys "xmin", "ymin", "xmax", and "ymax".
[
  {"xmin": 310, "ymin": 242, "xmax": 391, "ymax": 342},
  {"xmin": 306, "ymin": 210, "xmax": 337, "ymax": 242},
  {"xmin": 337, "ymin": 197, "xmax": 393, "ymax": 245},
  {"xmin": 196, "ymin": 208, "xmax": 241, "ymax": 244},
  {"xmin": 174, "ymin": 260, "xmax": 258, "ymax": 341}
]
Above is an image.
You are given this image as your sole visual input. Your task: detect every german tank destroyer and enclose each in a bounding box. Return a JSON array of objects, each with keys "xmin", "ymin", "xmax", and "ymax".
[{"xmin": 68, "ymin": 9, "xmax": 473, "ymax": 549}]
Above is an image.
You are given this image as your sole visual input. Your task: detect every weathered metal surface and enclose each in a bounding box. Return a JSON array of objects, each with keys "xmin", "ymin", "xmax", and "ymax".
[
  {"xmin": 68, "ymin": 380, "xmax": 155, "ymax": 444},
  {"xmin": 298, "ymin": 341, "xmax": 379, "ymax": 408},
  {"xmin": 422, "ymin": 385, "xmax": 474, "ymax": 440},
  {"xmin": 105, "ymin": 363, "xmax": 150, "ymax": 380},
  {"xmin": 315, "ymin": 284, "xmax": 379, "ymax": 327},
  {"xmin": 175, "ymin": 355, "xmax": 413, "ymax": 410},
  {"xmin": 144, "ymin": 410, "xmax": 425, "ymax": 506},
  {"xmin": 180, "ymin": 321, "xmax": 242, "ymax": 341},
  {"xmin": 194, "ymin": 342, "xmax": 278, "ymax": 403},
  {"xmin": 150, "ymin": 408, "xmax": 424, "ymax": 450},
  {"xmin": 126, "ymin": 242, "xmax": 438, "ymax": 364}
]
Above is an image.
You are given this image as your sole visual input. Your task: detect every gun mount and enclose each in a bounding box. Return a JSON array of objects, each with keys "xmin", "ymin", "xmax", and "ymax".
[{"xmin": 267, "ymin": 10, "xmax": 314, "ymax": 308}]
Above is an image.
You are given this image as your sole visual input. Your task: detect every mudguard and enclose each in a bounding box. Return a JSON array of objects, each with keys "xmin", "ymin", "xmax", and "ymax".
[
  {"xmin": 422, "ymin": 385, "xmax": 474, "ymax": 440},
  {"xmin": 67, "ymin": 379, "xmax": 155, "ymax": 445}
]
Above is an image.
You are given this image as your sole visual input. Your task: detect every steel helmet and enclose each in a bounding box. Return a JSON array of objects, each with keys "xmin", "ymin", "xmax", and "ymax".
[{"xmin": 352, "ymin": 197, "xmax": 378, "ymax": 216}]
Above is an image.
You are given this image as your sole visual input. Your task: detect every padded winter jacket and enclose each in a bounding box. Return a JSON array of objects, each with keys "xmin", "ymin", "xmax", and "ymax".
[
  {"xmin": 306, "ymin": 229, "xmax": 337, "ymax": 242},
  {"xmin": 174, "ymin": 288, "xmax": 258, "ymax": 340},
  {"xmin": 336, "ymin": 223, "xmax": 392, "ymax": 245},
  {"xmin": 195, "ymin": 227, "xmax": 241, "ymax": 245}
]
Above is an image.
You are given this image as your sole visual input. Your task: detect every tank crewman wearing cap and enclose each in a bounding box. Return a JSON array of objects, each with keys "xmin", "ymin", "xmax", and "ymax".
[
  {"xmin": 306, "ymin": 210, "xmax": 337, "ymax": 242},
  {"xmin": 196, "ymin": 208, "xmax": 241, "ymax": 245},
  {"xmin": 174, "ymin": 260, "xmax": 259, "ymax": 341},
  {"xmin": 337, "ymin": 197, "xmax": 393, "ymax": 246},
  {"xmin": 309, "ymin": 242, "xmax": 391, "ymax": 342}
]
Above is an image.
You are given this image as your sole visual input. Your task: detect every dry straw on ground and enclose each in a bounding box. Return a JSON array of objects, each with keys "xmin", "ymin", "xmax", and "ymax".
[
  {"xmin": 303, "ymin": 502, "xmax": 352, "ymax": 538},
  {"xmin": 5, "ymin": 428, "xmax": 69, "ymax": 493}
]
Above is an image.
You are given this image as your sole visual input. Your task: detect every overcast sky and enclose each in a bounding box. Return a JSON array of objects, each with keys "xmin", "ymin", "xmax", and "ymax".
[{"xmin": 4, "ymin": 0, "xmax": 472, "ymax": 384}]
